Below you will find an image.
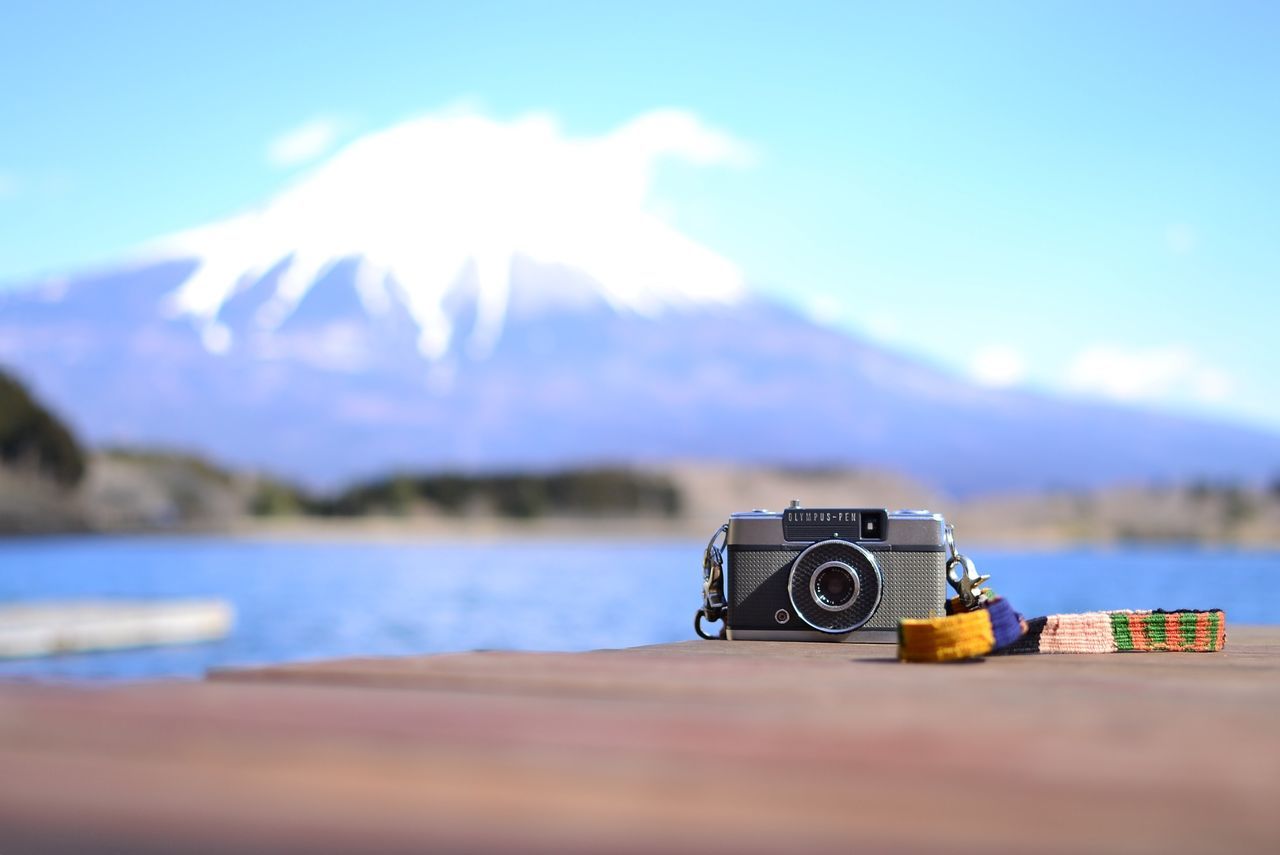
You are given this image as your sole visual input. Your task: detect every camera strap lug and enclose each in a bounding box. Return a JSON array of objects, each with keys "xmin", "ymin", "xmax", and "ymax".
[
  {"xmin": 696, "ymin": 523, "xmax": 729, "ymax": 640},
  {"xmin": 945, "ymin": 523, "xmax": 991, "ymax": 610}
]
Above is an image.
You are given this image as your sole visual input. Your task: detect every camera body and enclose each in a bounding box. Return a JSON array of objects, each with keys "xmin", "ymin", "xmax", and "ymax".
[{"xmin": 725, "ymin": 504, "xmax": 949, "ymax": 642}]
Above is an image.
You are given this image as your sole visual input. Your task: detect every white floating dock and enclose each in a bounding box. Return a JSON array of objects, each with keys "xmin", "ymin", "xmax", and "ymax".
[{"xmin": 0, "ymin": 600, "xmax": 234, "ymax": 658}]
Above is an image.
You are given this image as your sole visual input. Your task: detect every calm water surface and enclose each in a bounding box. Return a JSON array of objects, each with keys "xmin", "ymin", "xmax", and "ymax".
[{"xmin": 0, "ymin": 537, "xmax": 1276, "ymax": 680}]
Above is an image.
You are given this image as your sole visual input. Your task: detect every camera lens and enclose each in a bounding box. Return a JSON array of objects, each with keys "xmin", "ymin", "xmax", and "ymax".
[
  {"xmin": 813, "ymin": 564, "xmax": 856, "ymax": 608},
  {"xmin": 788, "ymin": 541, "xmax": 882, "ymax": 634}
]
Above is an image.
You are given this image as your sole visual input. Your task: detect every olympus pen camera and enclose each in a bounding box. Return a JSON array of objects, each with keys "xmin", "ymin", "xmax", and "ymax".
[{"xmin": 720, "ymin": 502, "xmax": 949, "ymax": 642}]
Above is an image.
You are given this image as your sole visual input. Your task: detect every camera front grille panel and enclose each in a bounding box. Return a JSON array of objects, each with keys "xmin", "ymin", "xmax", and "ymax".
[
  {"xmin": 728, "ymin": 546, "xmax": 946, "ymax": 633},
  {"xmin": 726, "ymin": 548, "xmax": 801, "ymax": 630},
  {"xmin": 865, "ymin": 550, "xmax": 947, "ymax": 630}
]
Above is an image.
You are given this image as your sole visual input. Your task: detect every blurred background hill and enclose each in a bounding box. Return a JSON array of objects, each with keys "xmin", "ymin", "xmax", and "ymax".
[{"xmin": 3, "ymin": 364, "xmax": 1277, "ymax": 544}]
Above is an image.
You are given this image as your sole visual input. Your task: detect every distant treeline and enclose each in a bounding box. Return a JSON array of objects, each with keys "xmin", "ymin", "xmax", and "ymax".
[
  {"xmin": 252, "ymin": 468, "xmax": 682, "ymax": 519},
  {"xmin": 6, "ymin": 362, "xmax": 1280, "ymax": 533},
  {"xmin": 100, "ymin": 446, "xmax": 236, "ymax": 485}
]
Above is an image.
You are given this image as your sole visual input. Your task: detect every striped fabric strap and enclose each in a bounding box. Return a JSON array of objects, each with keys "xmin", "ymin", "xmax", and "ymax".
[
  {"xmin": 897, "ymin": 597, "xmax": 1024, "ymax": 663},
  {"xmin": 898, "ymin": 601, "xmax": 1226, "ymax": 662},
  {"xmin": 996, "ymin": 608, "xmax": 1227, "ymax": 656}
]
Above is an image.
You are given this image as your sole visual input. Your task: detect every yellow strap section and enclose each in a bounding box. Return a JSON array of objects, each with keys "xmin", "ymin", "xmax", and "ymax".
[{"xmin": 898, "ymin": 609, "xmax": 995, "ymax": 662}]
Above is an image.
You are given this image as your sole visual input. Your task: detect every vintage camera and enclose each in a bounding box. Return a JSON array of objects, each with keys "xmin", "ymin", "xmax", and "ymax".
[{"xmin": 722, "ymin": 502, "xmax": 949, "ymax": 642}]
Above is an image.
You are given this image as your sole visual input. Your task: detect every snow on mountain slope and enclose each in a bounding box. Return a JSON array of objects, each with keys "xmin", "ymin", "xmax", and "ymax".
[{"xmin": 149, "ymin": 109, "xmax": 748, "ymax": 360}]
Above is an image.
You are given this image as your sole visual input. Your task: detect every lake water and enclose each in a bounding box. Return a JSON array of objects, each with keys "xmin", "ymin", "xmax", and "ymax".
[{"xmin": 0, "ymin": 537, "xmax": 1276, "ymax": 680}]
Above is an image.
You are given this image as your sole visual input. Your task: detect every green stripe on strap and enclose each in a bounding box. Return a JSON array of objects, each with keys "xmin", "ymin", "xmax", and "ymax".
[
  {"xmin": 1146, "ymin": 613, "xmax": 1166, "ymax": 649},
  {"xmin": 1180, "ymin": 611, "xmax": 1198, "ymax": 648},
  {"xmin": 1110, "ymin": 612, "xmax": 1134, "ymax": 652}
]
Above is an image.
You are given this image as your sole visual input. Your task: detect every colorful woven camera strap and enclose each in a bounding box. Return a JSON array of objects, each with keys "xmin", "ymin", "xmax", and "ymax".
[{"xmin": 897, "ymin": 598, "xmax": 1226, "ymax": 662}]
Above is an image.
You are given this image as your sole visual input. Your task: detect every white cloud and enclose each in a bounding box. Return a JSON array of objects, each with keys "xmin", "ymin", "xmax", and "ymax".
[
  {"xmin": 1165, "ymin": 223, "xmax": 1198, "ymax": 255},
  {"xmin": 267, "ymin": 117, "xmax": 343, "ymax": 168},
  {"xmin": 1065, "ymin": 344, "xmax": 1232, "ymax": 404},
  {"xmin": 862, "ymin": 313, "xmax": 902, "ymax": 343},
  {"xmin": 0, "ymin": 170, "xmax": 73, "ymax": 200},
  {"xmin": 610, "ymin": 108, "xmax": 757, "ymax": 169},
  {"xmin": 804, "ymin": 293, "xmax": 847, "ymax": 328},
  {"xmin": 969, "ymin": 344, "xmax": 1026, "ymax": 387}
]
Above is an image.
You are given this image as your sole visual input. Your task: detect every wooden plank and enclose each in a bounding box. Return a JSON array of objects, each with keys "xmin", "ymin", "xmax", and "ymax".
[
  {"xmin": 0, "ymin": 628, "xmax": 1277, "ymax": 853},
  {"xmin": 0, "ymin": 600, "xmax": 233, "ymax": 658}
]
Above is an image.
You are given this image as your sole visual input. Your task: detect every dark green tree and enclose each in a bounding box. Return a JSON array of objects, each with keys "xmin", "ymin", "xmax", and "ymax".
[{"xmin": 0, "ymin": 369, "xmax": 86, "ymax": 487}]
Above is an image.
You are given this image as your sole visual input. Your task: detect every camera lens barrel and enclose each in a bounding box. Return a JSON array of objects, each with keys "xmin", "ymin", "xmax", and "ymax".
[
  {"xmin": 811, "ymin": 561, "xmax": 859, "ymax": 610},
  {"xmin": 787, "ymin": 540, "xmax": 882, "ymax": 633}
]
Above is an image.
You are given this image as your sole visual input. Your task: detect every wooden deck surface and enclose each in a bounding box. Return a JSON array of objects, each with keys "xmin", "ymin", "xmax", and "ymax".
[{"xmin": 1, "ymin": 628, "xmax": 1278, "ymax": 853}]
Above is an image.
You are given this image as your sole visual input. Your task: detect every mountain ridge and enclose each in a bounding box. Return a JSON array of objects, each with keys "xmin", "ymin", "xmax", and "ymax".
[{"xmin": 2, "ymin": 252, "xmax": 1278, "ymax": 496}]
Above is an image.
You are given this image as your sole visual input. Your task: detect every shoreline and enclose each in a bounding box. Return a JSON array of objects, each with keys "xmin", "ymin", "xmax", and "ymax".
[
  {"xmin": 2, "ymin": 514, "xmax": 1278, "ymax": 551},
  {"xmin": 8, "ymin": 459, "xmax": 1278, "ymax": 546}
]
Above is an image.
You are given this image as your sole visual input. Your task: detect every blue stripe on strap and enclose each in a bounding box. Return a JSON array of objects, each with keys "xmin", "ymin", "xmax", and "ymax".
[{"xmin": 986, "ymin": 598, "xmax": 1024, "ymax": 651}]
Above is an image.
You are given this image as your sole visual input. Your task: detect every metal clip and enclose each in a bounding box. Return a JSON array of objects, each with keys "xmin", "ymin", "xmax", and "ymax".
[
  {"xmin": 696, "ymin": 523, "xmax": 729, "ymax": 638},
  {"xmin": 945, "ymin": 524, "xmax": 991, "ymax": 610}
]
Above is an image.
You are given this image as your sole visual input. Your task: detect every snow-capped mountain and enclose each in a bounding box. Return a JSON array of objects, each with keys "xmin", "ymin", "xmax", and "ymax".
[
  {"xmin": 1, "ymin": 110, "xmax": 1277, "ymax": 493},
  {"xmin": 156, "ymin": 109, "xmax": 747, "ymax": 361}
]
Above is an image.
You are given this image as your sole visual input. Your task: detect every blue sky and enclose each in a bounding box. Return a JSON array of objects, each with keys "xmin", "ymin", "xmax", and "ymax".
[{"xmin": 1, "ymin": 1, "xmax": 1277, "ymax": 429}]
